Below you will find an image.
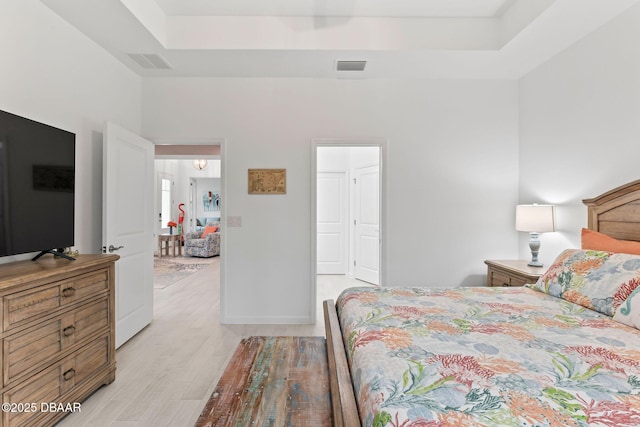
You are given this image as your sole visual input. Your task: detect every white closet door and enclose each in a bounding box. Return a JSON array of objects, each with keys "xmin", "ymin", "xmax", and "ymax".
[
  {"xmin": 354, "ymin": 165, "xmax": 380, "ymax": 285},
  {"xmin": 317, "ymin": 171, "xmax": 348, "ymax": 274}
]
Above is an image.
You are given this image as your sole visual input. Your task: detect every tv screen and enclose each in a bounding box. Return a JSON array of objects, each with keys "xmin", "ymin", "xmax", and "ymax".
[{"xmin": 0, "ymin": 109, "xmax": 75, "ymax": 258}]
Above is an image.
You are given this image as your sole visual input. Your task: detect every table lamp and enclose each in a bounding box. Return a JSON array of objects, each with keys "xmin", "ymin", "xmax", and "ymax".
[{"xmin": 515, "ymin": 204, "xmax": 556, "ymax": 267}]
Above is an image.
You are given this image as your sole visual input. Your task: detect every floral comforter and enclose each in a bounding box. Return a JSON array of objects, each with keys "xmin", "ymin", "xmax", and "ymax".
[{"xmin": 336, "ymin": 286, "xmax": 640, "ymax": 426}]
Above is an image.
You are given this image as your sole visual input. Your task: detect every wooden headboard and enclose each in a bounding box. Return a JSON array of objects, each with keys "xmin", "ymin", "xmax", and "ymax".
[{"xmin": 583, "ymin": 179, "xmax": 640, "ymax": 241}]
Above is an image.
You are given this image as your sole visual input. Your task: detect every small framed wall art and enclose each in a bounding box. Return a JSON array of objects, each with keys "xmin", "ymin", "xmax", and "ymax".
[{"xmin": 248, "ymin": 168, "xmax": 286, "ymax": 194}]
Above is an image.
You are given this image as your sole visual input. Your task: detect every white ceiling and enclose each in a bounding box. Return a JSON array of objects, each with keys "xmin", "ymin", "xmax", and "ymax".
[
  {"xmin": 41, "ymin": 0, "xmax": 639, "ymax": 79},
  {"xmin": 152, "ymin": 0, "xmax": 514, "ymax": 17}
]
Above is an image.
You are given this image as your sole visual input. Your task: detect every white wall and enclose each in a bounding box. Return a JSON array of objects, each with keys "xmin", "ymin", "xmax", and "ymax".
[
  {"xmin": 0, "ymin": 0, "xmax": 141, "ymax": 263},
  {"xmin": 519, "ymin": 3, "xmax": 640, "ymax": 266},
  {"xmin": 317, "ymin": 146, "xmax": 380, "ymax": 171},
  {"xmin": 142, "ymin": 78, "xmax": 519, "ymax": 323}
]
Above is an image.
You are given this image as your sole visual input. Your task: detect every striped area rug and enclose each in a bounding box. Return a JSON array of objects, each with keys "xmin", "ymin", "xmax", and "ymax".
[{"xmin": 195, "ymin": 336, "xmax": 332, "ymax": 426}]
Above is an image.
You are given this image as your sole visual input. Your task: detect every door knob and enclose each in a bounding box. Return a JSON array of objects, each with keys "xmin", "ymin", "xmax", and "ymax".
[{"xmin": 108, "ymin": 245, "xmax": 124, "ymax": 253}]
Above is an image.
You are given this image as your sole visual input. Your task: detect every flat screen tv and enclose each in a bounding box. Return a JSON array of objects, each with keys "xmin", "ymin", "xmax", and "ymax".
[{"xmin": 0, "ymin": 109, "xmax": 75, "ymax": 261}]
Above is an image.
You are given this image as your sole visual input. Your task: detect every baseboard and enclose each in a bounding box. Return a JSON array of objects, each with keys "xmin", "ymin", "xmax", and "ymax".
[{"xmin": 220, "ymin": 314, "xmax": 314, "ymax": 324}]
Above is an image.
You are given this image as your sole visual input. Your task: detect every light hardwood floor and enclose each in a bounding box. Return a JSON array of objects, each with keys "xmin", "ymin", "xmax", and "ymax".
[{"xmin": 56, "ymin": 258, "xmax": 365, "ymax": 426}]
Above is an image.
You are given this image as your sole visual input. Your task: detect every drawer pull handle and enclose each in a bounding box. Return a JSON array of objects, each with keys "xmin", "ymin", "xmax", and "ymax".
[
  {"xmin": 63, "ymin": 369, "xmax": 76, "ymax": 381},
  {"xmin": 62, "ymin": 287, "xmax": 75, "ymax": 297},
  {"xmin": 63, "ymin": 325, "xmax": 76, "ymax": 336}
]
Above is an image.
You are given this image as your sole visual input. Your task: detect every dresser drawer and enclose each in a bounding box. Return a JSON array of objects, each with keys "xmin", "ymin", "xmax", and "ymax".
[
  {"xmin": 3, "ymin": 298, "xmax": 109, "ymax": 387},
  {"xmin": 2, "ymin": 335, "xmax": 110, "ymax": 427},
  {"xmin": 509, "ymin": 276, "xmax": 530, "ymax": 287},
  {"xmin": 489, "ymin": 270, "xmax": 512, "ymax": 287},
  {"xmin": 58, "ymin": 269, "xmax": 110, "ymax": 307},
  {"xmin": 3, "ymin": 269, "xmax": 109, "ymax": 332}
]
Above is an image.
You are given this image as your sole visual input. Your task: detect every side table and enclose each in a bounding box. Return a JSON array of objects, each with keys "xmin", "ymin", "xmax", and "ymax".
[
  {"xmin": 158, "ymin": 233, "xmax": 182, "ymax": 257},
  {"xmin": 484, "ymin": 259, "xmax": 544, "ymax": 287}
]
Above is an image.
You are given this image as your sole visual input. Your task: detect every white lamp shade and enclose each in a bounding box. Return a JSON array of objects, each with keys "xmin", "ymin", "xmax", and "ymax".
[{"xmin": 515, "ymin": 204, "xmax": 556, "ymax": 232}]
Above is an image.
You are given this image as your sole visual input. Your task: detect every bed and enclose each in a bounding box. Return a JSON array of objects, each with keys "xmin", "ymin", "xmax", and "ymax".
[{"xmin": 324, "ymin": 180, "xmax": 640, "ymax": 427}]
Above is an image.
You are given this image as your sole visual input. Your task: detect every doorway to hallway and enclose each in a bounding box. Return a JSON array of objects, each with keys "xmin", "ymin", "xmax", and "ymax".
[{"xmin": 314, "ymin": 143, "xmax": 383, "ymax": 286}]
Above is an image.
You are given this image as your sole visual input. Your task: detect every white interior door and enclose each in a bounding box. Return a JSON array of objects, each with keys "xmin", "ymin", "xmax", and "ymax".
[
  {"xmin": 103, "ymin": 122, "xmax": 154, "ymax": 348},
  {"xmin": 354, "ymin": 164, "xmax": 380, "ymax": 285},
  {"xmin": 317, "ymin": 171, "xmax": 348, "ymax": 274}
]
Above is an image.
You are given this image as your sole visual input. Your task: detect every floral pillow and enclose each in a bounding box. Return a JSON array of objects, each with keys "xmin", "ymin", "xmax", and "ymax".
[
  {"xmin": 528, "ymin": 249, "xmax": 640, "ymax": 317},
  {"xmin": 613, "ymin": 287, "xmax": 640, "ymax": 329}
]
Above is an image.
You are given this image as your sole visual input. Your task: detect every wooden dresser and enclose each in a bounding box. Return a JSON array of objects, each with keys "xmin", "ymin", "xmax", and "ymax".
[
  {"xmin": 0, "ymin": 254, "xmax": 118, "ymax": 427},
  {"xmin": 484, "ymin": 259, "xmax": 544, "ymax": 287}
]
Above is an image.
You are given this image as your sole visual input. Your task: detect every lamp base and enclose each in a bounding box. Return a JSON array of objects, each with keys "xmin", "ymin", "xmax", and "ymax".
[{"xmin": 528, "ymin": 232, "xmax": 543, "ymax": 268}]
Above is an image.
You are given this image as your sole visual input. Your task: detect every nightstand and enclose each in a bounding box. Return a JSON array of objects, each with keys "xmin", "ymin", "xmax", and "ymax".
[{"xmin": 484, "ymin": 260, "xmax": 545, "ymax": 287}]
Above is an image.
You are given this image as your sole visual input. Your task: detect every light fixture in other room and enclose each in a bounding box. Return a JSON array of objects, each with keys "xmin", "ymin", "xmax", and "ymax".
[
  {"xmin": 193, "ymin": 159, "xmax": 208, "ymax": 170},
  {"xmin": 515, "ymin": 204, "xmax": 556, "ymax": 267}
]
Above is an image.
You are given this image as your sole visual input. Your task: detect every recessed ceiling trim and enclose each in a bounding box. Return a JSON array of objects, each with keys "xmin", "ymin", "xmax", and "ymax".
[
  {"xmin": 153, "ymin": 0, "xmax": 514, "ymax": 18},
  {"xmin": 127, "ymin": 53, "xmax": 172, "ymax": 70},
  {"xmin": 42, "ymin": 0, "xmax": 640, "ymax": 79}
]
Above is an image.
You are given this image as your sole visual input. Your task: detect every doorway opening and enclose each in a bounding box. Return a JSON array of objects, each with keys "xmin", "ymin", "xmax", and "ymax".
[
  {"xmin": 312, "ymin": 140, "xmax": 385, "ymax": 316},
  {"xmin": 152, "ymin": 143, "xmax": 223, "ymax": 297}
]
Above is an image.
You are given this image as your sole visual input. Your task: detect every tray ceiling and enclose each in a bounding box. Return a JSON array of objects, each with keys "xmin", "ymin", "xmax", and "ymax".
[{"xmin": 41, "ymin": 0, "xmax": 639, "ymax": 79}]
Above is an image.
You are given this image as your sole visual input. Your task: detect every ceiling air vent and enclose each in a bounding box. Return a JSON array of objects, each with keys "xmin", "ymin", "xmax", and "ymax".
[
  {"xmin": 127, "ymin": 53, "xmax": 172, "ymax": 70},
  {"xmin": 336, "ymin": 60, "xmax": 367, "ymax": 72}
]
